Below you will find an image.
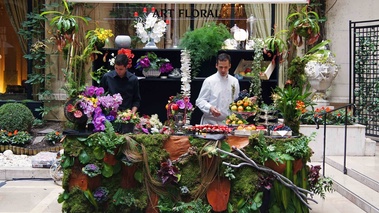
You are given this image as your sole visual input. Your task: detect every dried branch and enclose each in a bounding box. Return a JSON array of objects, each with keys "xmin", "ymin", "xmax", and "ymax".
[{"xmin": 216, "ymin": 146, "xmax": 318, "ymax": 209}]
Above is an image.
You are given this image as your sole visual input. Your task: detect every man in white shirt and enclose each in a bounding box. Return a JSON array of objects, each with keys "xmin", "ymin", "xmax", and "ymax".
[{"xmin": 196, "ymin": 53, "xmax": 240, "ymax": 125}]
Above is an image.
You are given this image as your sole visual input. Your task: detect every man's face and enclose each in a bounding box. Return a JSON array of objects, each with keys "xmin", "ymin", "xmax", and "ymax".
[
  {"xmin": 115, "ymin": 64, "xmax": 127, "ymax": 78},
  {"xmin": 216, "ymin": 60, "xmax": 231, "ymax": 77}
]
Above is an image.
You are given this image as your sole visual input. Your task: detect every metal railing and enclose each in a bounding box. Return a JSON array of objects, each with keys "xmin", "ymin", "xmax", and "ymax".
[{"xmin": 314, "ymin": 103, "xmax": 356, "ymax": 176}]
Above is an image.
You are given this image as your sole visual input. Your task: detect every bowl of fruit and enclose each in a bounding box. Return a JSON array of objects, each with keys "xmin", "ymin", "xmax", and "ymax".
[
  {"xmin": 225, "ymin": 113, "xmax": 248, "ymax": 127},
  {"xmin": 229, "ymin": 90, "xmax": 258, "ymax": 120}
]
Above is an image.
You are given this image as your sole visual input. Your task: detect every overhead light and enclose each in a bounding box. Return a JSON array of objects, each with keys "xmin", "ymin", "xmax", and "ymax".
[{"xmin": 67, "ymin": 0, "xmax": 308, "ymax": 3}]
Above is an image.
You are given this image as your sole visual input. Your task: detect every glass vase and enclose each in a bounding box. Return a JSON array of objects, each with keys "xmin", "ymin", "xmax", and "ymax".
[{"xmin": 143, "ymin": 34, "xmax": 158, "ymax": 49}]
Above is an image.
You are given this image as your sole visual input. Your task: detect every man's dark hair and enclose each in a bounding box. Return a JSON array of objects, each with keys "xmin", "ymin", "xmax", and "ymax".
[
  {"xmin": 115, "ymin": 54, "xmax": 129, "ymax": 66},
  {"xmin": 217, "ymin": 53, "xmax": 231, "ymax": 63}
]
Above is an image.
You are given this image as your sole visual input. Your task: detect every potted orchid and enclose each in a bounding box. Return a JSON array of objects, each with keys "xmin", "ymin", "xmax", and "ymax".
[
  {"xmin": 134, "ymin": 8, "xmax": 167, "ymax": 48},
  {"xmin": 65, "ymin": 86, "xmax": 123, "ymax": 132},
  {"xmin": 135, "ymin": 52, "xmax": 173, "ymax": 77}
]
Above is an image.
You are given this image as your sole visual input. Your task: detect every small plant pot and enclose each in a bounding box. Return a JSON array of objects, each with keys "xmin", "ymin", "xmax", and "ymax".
[{"xmin": 264, "ymin": 160, "xmax": 286, "ymax": 174}]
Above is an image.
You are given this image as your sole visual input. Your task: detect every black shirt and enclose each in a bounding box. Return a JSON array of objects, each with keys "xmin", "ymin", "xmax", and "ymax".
[{"xmin": 100, "ymin": 70, "xmax": 141, "ymax": 111}]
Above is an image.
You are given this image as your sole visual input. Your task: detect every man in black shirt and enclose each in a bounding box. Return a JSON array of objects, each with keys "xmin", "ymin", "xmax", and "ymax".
[{"xmin": 100, "ymin": 54, "xmax": 141, "ymax": 113}]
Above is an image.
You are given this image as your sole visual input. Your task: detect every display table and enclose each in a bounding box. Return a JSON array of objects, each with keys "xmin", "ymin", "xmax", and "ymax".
[{"xmin": 60, "ymin": 133, "xmax": 312, "ymax": 212}]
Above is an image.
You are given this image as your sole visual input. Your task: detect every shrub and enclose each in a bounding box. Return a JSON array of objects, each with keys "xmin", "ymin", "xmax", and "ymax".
[
  {"xmin": 0, "ymin": 130, "xmax": 32, "ymax": 146},
  {"xmin": 45, "ymin": 131, "xmax": 63, "ymax": 145},
  {"xmin": 0, "ymin": 103, "xmax": 35, "ymax": 132}
]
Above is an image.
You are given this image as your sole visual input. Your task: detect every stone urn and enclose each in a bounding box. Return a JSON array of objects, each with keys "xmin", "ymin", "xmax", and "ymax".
[{"xmin": 304, "ymin": 53, "xmax": 339, "ymax": 106}]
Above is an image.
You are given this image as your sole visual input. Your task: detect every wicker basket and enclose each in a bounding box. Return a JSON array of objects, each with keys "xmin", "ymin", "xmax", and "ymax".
[{"xmin": 142, "ymin": 69, "xmax": 161, "ymax": 78}]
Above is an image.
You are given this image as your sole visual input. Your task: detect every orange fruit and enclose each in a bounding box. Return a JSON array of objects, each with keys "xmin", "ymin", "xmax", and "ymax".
[
  {"xmin": 237, "ymin": 106, "xmax": 244, "ymax": 112},
  {"xmin": 237, "ymin": 100, "xmax": 243, "ymax": 106},
  {"xmin": 243, "ymin": 101, "xmax": 249, "ymax": 107}
]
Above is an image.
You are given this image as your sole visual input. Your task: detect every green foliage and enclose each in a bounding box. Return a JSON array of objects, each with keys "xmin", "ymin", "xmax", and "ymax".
[
  {"xmin": 158, "ymin": 198, "xmax": 212, "ymax": 213},
  {"xmin": 179, "ymin": 22, "xmax": 231, "ymax": 77},
  {"xmin": 311, "ymin": 176, "xmax": 334, "ymax": 199},
  {"xmin": 111, "ymin": 188, "xmax": 148, "ymax": 210},
  {"xmin": 91, "ymin": 66, "xmax": 110, "ymax": 84},
  {"xmin": 0, "ymin": 103, "xmax": 34, "ymax": 132},
  {"xmin": 284, "ymin": 132, "xmax": 316, "ymax": 159},
  {"xmin": 264, "ymin": 30, "xmax": 288, "ymax": 54},
  {"xmin": 45, "ymin": 131, "xmax": 63, "ymax": 145},
  {"xmin": 87, "ymin": 121, "xmax": 126, "ymax": 154}
]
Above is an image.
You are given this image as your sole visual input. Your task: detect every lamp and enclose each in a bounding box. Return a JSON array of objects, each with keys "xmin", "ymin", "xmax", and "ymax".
[{"xmin": 234, "ymin": 28, "xmax": 248, "ymax": 50}]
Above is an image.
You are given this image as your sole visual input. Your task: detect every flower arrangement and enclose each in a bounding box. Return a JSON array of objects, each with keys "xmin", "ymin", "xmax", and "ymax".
[
  {"xmin": 300, "ymin": 106, "xmax": 356, "ymax": 125},
  {"xmin": 115, "ymin": 109, "xmax": 140, "ymax": 124},
  {"xmin": 166, "ymin": 94, "xmax": 194, "ymax": 117},
  {"xmin": 136, "ymin": 114, "xmax": 163, "ymax": 134},
  {"xmin": 109, "ymin": 48, "xmax": 135, "ymax": 69},
  {"xmin": 135, "ymin": 52, "xmax": 173, "ymax": 74},
  {"xmin": 45, "ymin": 131, "xmax": 63, "ymax": 145},
  {"xmin": 82, "ymin": 163, "xmax": 101, "ymax": 177},
  {"xmin": 66, "ymin": 86, "xmax": 123, "ymax": 132},
  {"xmin": 134, "ymin": 8, "xmax": 167, "ymax": 45}
]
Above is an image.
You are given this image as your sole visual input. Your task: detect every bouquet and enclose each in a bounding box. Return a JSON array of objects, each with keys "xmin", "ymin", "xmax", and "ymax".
[
  {"xmin": 115, "ymin": 109, "xmax": 140, "ymax": 124},
  {"xmin": 134, "ymin": 8, "xmax": 167, "ymax": 44},
  {"xmin": 135, "ymin": 52, "xmax": 173, "ymax": 74}
]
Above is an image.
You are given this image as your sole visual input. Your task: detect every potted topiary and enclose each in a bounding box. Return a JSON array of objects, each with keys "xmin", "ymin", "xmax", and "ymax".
[{"xmin": 179, "ymin": 22, "xmax": 231, "ymax": 77}]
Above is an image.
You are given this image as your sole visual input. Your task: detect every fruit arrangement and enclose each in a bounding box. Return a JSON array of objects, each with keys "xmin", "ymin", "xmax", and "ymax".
[
  {"xmin": 268, "ymin": 124, "xmax": 291, "ymax": 131},
  {"xmin": 229, "ymin": 90, "xmax": 258, "ymax": 114},
  {"xmin": 225, "ymin": 113, "xmax": 247, "ymax": 126},
  {"xmin": 185, "ymin": 125, "xmax": 232, "ymax": 134},
  {"xmin": 238, "ymin": 67, "xmax": 253, "ymax": 78}
]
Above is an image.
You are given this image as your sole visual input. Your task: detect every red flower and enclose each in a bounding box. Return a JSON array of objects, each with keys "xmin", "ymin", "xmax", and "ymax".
[
  {"xmin": 117, "ymin": 48, "xmax": 134, "ymax": 69},
  {"xmin": 66, "ymin": 104, "xmax": 76, "ymax": 112},
  {"xmin": 74, "ymin": 110, "xmax": 83, "ymax": 118}
]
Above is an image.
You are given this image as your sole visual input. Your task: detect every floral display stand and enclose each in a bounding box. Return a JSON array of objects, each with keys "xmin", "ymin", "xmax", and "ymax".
[{"xmin": 60, "ymin": 132, "xmax": 317, "ymax": 212}]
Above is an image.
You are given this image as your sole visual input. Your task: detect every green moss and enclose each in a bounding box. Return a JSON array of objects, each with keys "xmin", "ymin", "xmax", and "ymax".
[
  {"xmin": 179, "ymin": 155, "xmax": 200, "ymax": 193},
  {"xmin": 62, "ymin": 187, "xmax": 96, "ymax": 213}
]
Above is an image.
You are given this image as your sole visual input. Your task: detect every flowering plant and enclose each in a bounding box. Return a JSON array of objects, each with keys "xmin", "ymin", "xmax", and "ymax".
[
  {"xmin": 300, "ymin": 106, "xmax": 356, "ymax": 125},
  {"xmin": 134, "ymin": 10, "xmax": 166, "ymax": 44},
  {"xmin": 86, "ymin": 27, "xmax": 113, "ymax": 47},
  {"xmin": 109, "ymin": 48, "xmax": 135, "ymax": 69},
  {"xmin": 82, "ymin": 163, "xmax": 101, "ymax": 177},
  {"xmin": 135, "ymin": 52, "xmax": 173, "ymax": 74},
  {"xmin": 93, "ymin": 187, "xmax": 109, "ymax": 203},
  {"xmin": 157, "ymin": 159, "xmax": 180, "ymax": 184},
  {"xmin": 115, "ymin": 109, "xmax": 140, "ymax": 124},
  {"xmin": 45, "ymin": 131, "xmax": 63, "ymax": 145},
  {"xmin": 66, "ymin": 86, "xmax": 123, "ymax": 132}
]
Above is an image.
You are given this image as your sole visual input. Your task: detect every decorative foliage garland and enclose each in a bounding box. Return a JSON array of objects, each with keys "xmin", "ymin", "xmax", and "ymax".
[
  {"xmin": 180, "ymin": 49, "xmax": 192, "ymax": 98},
  {"xmin": 250, "ymin": 38, "xmax": 264, "ymax": 101}
]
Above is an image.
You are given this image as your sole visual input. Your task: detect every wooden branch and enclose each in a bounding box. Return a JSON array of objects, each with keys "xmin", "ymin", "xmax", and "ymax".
[{"xmin": 216, "ymin": 146, "xmax": 317, "ymax": 210}]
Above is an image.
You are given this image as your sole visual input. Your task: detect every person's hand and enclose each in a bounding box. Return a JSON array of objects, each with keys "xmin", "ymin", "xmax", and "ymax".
[{"xmin": 210, "ymin": 106, "xmax": 221, "ymax": 117}]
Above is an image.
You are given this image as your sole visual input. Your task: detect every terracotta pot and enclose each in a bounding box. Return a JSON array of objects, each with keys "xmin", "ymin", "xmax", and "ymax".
[
  {"xmin": 293, "ymin": 158, "xmax": 304, "ymax": 174},
  {"xmin": 103, "ymin": 152, "xmax": 117, "ymax": 166},
  {"xmin": 69, "ymin": 167, "xmax": 90, "ymax": 191},
  {"xmin": 207, "ymin": 177, "xmax": 231, "ymax": 212},
  {"xmin": 145, "ymin": 192, "xmax": 159, "ymax": 213},
  {"xmin": 120, "ymin": 164, "xmax": 138, "ymax": 189},
  {"xmin": 264, "ymin": 160, "xmax": 286, "ymax": 174}
]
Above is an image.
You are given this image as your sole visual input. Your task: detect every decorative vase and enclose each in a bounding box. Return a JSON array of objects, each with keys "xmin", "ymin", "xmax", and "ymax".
[
  {"xmin": 304, "ymin": 54, "xmax": 339, "ymax": 107},
  {"xmin": 173, "ymin": 111, "xmax": 186, "ymax": 133},
  {"xmin": 115, "ymin": 35, "xmax": 131, "ymax": 48},
  {"xmin": 143, "ymin": 33, "xmax": 158, "ymax": 49},
  {"xmin": 142, "ymin": 68, "xmax": 161, "ymax": 78}
]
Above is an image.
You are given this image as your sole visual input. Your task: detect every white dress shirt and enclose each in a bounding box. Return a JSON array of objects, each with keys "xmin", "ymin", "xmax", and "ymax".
[{"xmin": 196, "ymin": 72, "xmax": 240, "ymax": 125}]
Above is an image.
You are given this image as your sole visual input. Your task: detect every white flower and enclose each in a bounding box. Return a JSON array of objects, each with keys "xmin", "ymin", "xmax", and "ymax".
[{"xmin": 134, "ymin": 12, "xmax": 166, "ymax": 44}]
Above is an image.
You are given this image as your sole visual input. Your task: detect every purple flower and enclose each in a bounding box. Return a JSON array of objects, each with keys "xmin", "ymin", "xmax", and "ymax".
[
  {"xmin": 95, "ymin": 87, "xmax": 104, "ymax": 96},
  {"xmin": 93, "ymin": 187, "xmax": 109, "ymax": 203},
  {"xmin": 159, "ymin": 62, "xmax": 174, "ymax": 74},
  {"xmin": 139, "ymin": 57, "xmax": 151, "ymax": 68},
  {"xmin": 105, "ymin": 115, "xmax": 115, "ymax": 121},
  {"xmin": 176, "ymin": 99, "xmax": 185, "ymax": 110},
  {"xmin": 84, "ymin": 86, "xmax": 96, "ymax": 97},
  {"xmin": 157, "ymin": 159, "xmax": 180, "ymax": 184}
]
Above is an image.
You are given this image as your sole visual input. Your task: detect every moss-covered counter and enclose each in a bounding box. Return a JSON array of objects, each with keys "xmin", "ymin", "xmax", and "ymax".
[{"xmin": 59, "ymin": 131, "xmax": 314, "ymax": 213}]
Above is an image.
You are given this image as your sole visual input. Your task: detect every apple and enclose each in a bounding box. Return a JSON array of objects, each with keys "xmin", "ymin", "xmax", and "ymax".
[
  {"xmin": 245, "ymin": 68, "xmax": 252, "ymax": 73},
  {"xmin": 171, "ymin": 104, "xmax": 179, "ymax": 111}
]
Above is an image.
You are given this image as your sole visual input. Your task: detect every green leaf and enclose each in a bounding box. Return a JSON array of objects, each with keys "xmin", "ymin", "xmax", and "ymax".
[
  {"xmin": 83, "ymin": 190, "xmax": 98, "ymax": 209},
  {"xmin": 93, "ymin": 147, "xmax": 105, "ymax": 160},
  {"xmin": 220, "ymin": 140, "xmax": 231, "ymax": 158},
  {"xmin": 102, "ymin": 163, "xmax": 113, "ymax": 178},
  {"xmin": 134, "ymin": 169, "xmax": 143, "ymax": 183},
  {"xmin": 79, "ymin": 150, "xmax": 90, "ymax": 164}
]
